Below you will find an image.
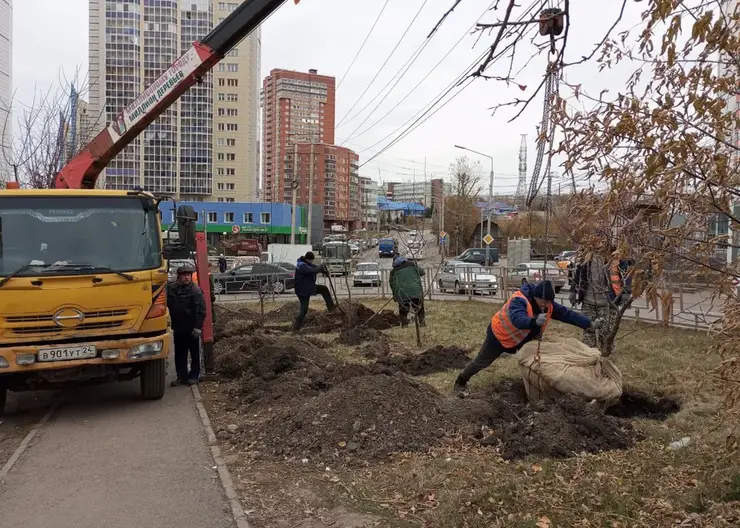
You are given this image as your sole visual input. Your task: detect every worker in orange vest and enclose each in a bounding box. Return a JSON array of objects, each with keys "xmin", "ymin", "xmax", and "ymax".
[{"xmin": 454, "ymin": 280, "xmax": 602, "ymax": 393}]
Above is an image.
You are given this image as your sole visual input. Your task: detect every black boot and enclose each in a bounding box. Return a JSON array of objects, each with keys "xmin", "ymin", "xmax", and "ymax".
[{"xmin": 453, "ymin": 375, "xmax": 468, "ymax": 393}]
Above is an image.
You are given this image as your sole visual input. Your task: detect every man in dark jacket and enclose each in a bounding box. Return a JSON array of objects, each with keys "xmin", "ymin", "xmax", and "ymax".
[
  {"xmin": 389, "ymin": 255, "xmax": 426, "ymax": 327},
  {"xmin": 293, "ymin": 252, "xmax": 335, "ymax": 331},
  {"xmin": 218, "ymin": 254, "xmax": 228, "ymax": 273},
  {"xmin": 167, "ymin": 264, "xmax": 206, "ymax": 386},
  {"xmin": 454, "ymin": 280, "xmax": 602, "ymax": 392}
]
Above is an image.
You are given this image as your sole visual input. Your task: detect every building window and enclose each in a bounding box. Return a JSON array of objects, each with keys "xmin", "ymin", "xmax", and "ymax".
[
  {"xmin": 216, "ymin": 138, "xmax": 225, "ymax": 146},
  {"xmin": 226, "ymin": 168, "xmax": 235, "ymax": 175},
  {"xmin": 226, "ymin": 153, "xmax": 236, "ymax": 161},
  {"xmin": 218, "ymin": 78, "xmax": 225, "ymax": 86},
  {"xmin": 217, "ymin": 93, "xmax": 225, "ymax": 101},
  {"xmin": 217, "ymin": 198, "xmax": 224, "ymax": 202},
  {"xmin": 227, "ymin": 93, "xmax": 238, "ymax": 102},
  {"xmin": 227, "ymin": 108, "xmax": 238, "ymax": 117},
  {"xmin": 225, "ymin": 198, "xmax": 235, "ymax": 203},
  {"xmin": 217, "ymin": 182, "xmax": 224, "ymax": 190},
  {"xmin": 227, "ymin": 78, "xmax": 238, "ymax": 87},
  {"xmin": 217, "ymin": 123, "xmax": 225, "ymax": 131},
  {"xmin": 226, "ymin": 183, "xmax": 235, "ymax": 190},
  {"xmin": 226, "ymin": 138, "xmax": 236, "ymax": 146},
  {"xmin": 227, "ymin": 63, "xmax": 238, "ymax": 72},
  {"xmin": 208, "ymin": 212, "xmax": 218, "ymax": 223},
  {"xmin": 217, "ymin": 63, "xmax": 226, "ymax": 72},
  {"xmin": 261, "ymin": 213, "xmax": 271, "ymax": 224},
  {"xmin": 244, "ymin": 212, "xmax": 253, "ymax": 223},
  {"xmin": 225, "ymin": 212, "xmax": 234, "ymax": 223},
  {"xmin": 217, "ymin": 168, "xmax": 224, "ymax": 175},
  {"xmin": 227, "ymin": 48, "xmax": 238, "ymax": 57},
  {"xmin": 226, "ymin": 123, "xmax": 238, "ymax": 131},
  {"xmin": 217, "ymin": 153, "xmax": 225, "ymax": 160},
  {"xmin": 218, "ymin": 108, "xmax": 226, "ymax": 116},
  {"xmin": 218, "ymin": 2, "xmax": 225, "ymax": 10}
]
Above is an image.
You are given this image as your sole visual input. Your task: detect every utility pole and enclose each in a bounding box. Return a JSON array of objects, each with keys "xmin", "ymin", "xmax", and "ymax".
[
  {"xmin": 290, "ymin": 143, "xmax": 298, "ymax": 244},
  {"xmin": 307, "ymin": 143, "xmax": 314, "ymax": 245},
  {"xmin": 454, "ymin": 144, "xmax": 494, "ymax": 266}
]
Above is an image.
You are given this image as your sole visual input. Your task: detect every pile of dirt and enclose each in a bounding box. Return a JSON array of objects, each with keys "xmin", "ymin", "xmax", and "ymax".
[
  {"xmin": 213, "ymin": 305, "xmax": 263, "ymax": 341},
  {"xmin": 252, "ymin": 373, "xmax": 456, "ymax": 462},
  {"xmin": 335, "ymin": 327, "xmax": 384, "ymax": 346},
  {"xmin": 266, "ymin": 301, "xmax": 312, "ymax": 323},
  {"xmin": 377, "ymin": 346, "xmax": 470, "ymax": 376},
  {"xmin": 479, "ymin": 380, "xmax": 640, "ymax": 459},
  {"xmin": 236, "ymin": 340, "xmax": 394, "ymax": 405}
]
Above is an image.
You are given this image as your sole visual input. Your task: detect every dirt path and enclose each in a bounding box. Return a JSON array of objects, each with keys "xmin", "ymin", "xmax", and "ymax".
[{"xmin": 0, "ymin": 373, "xmax": 235, "ymax": 528}]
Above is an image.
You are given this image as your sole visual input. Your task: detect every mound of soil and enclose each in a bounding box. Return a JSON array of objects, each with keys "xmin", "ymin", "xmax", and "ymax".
[
  {"xmin": 266, "ymin": 301, "xmax": 313, "ymax": 323},
  {"xmin": 480, "ymin": 380, "xmax": 640, "ymax": 459},
  {"xmin": 335, "ymin": 327, "xmax": 384, "ymax": 346},
  {"xmin": 252, "ymin": 374, "xmax": 454, "ymax": 462},
  {"xmin": 214, "ymin": 331, "xmax": 315, "ymax": 380},
  {"xmin": 378, "ymin": 346, "xmax": 470, "ymax": 376},
  {"xmin": 214, "ymin": 305, "xmax": 263, "ymax": 341},
  {"xmin": 607, "ymin": 390, "xmax": 681, "ymax": 420},
  {"xmin": 237, "ymin": 341, "xmax": 393, "ymax": 405}
]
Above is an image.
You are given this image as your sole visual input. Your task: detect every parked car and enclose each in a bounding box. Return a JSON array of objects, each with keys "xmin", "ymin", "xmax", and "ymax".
[
  {"xmin": 371, "ymin": 237, "xmax": 378, "ymax": 247},
  {"xmin": 438, "ymin": 261, "xmax": 498, "ymax": 295},
  {"xmin": 554, "ymin": 250, "xmax": 576, "ymax": 262},
  {"xmin": 353, "ymin": 262, "xmax": 381, "ymax": 287},
  {"xmin": 348, "ymin": 242, "xmax": 360, "ymax": 256},
  {"xmin": 273, "ymin": 262, "xmax": 297, "ymax": 273},
  {"xmin": 453, "ymin": 247, "xmax": 499, "ymax": 265},
  {"xmin": 508, "ymin": 262, "xmax": 567, "ymax": 293},
  {"xmin": 213, "ymin": 263, "xmax": 295, "ymax": 295}
]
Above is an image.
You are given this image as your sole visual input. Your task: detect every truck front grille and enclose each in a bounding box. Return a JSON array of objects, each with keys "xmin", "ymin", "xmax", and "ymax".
[{"xmin": 3, "ymin": 309, "xmax": 133, "ymax": 337}]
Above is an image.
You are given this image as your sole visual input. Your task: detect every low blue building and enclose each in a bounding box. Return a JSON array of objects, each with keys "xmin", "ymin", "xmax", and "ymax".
[{"xmin": 159, "ymin": 201, "xmax": 307, "ymax": 245}]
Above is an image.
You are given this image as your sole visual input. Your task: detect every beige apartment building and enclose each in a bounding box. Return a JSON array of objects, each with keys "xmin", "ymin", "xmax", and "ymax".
[{"xmin": 88, "ymin": 0, "xmax": 260, "ymax": 201}]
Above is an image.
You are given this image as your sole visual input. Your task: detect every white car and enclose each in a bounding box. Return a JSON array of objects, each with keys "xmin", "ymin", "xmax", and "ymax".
[
  {"xmin": 438, "ymin": 261, "xmax": 498, "ymax": 295},
  {"xmin": 353, "ymin": 262, "xmax": 381, "ymax": 287},
  {"xmin": 348, "ymin": 243, "xmax": 360, "ymax": 256}
]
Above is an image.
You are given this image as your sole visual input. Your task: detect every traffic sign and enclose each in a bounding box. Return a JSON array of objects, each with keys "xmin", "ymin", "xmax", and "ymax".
[
  {"xmin": 231, "ymin": 225, "xmax": 241, "ymax": 234},
  {"xmin": 483, "ymin": 233, "xmax": 494, "ymax": 245},
  {"xmin": 439, "ymin": 231, "xmax": 446, "ymax": 238}
]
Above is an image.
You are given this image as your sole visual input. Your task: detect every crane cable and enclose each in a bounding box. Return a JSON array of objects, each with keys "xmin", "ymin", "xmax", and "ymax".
[{"xmin": 336, "ymin": 0, "xmax": 392, "ymax": 90}]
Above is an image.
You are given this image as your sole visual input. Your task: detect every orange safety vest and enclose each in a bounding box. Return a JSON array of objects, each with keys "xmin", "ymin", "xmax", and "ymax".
[
  {"xmin": 491, "ymin": 291, "xmax": 553, "ymax": 349},
  {"xmin": 610, "ymin": 260, "xmax": 622, "ymax": 296}
]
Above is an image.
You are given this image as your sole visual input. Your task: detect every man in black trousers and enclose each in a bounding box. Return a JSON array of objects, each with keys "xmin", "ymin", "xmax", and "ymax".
[
  {"xmin": 167, "ymin": 264, "xmax": 206, "ymax": 386},
  {"xmin": 293, "ymin": 251, "xmax": 335, "ymax": 331}
]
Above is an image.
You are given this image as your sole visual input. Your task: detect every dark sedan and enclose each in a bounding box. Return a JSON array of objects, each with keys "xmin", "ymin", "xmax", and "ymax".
[{"xmin": 213, "ymin": 263, "xmax": 295, "ymax": 295}]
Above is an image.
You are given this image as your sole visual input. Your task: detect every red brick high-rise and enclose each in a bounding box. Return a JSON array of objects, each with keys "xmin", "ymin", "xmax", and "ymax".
[
  {"xmin": 261, "ymin": 68, "xmax": 336, "ymax": 203},
  {"xmin": 287, "ymin": 143, "xmax": 360, "ymax": 230}
]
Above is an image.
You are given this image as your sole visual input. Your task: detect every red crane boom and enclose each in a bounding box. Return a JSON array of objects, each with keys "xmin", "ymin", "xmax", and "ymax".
[{"xmin": 55, "ymin": 0, "xmax": 294, "ymax": 189}]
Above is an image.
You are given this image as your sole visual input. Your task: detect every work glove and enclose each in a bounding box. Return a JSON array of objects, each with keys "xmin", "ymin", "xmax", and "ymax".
[
  {"xmin": 535, "ymin": 313, "xmax": 547, "ymax": 327},
  {"xmin": 591, "ymin": 317, "xmax": 604, "ymax": 330},
  {"xmin": 192, "ymin": 328, "xmax": 202, "ymax": 339}
]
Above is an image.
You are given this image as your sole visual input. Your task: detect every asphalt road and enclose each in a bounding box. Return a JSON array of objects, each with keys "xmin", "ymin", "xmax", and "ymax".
[{"xmin": 0, "ymin": 363, "xmax": 234, "ymax": 528}]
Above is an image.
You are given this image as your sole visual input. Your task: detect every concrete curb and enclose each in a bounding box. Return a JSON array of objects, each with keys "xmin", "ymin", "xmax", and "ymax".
[
  {"xmin": 191, "ymin": 384, "xmax": 251, "ymax": 528},
  {"xmin": 0, "ymin": 399, "xmax": 60, "ymax": 482}
]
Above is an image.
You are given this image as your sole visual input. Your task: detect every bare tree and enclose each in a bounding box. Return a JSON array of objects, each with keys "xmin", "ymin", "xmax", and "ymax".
[
  {"xmin": 444, "ymin": 156, "xmax": 483, "ymax": 255},
  {"xmin": 1, "ymin": 69, "xmax": 104, "ymax": 189}
]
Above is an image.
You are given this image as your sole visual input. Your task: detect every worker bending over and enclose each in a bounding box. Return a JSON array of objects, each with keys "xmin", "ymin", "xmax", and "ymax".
[
  {"xmin": 389, "ymin": 254, "xmax": 426, "ymax": 328},
  {"xmin": 292, "ymin": 251, "xmax": 335, "ymax": 332},
  {"xmin": 454, "ymin": 280, "xmax": 602, "ymax": 393}
]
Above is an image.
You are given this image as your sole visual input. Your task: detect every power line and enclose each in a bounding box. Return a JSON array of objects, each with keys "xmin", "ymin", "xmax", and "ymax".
[
  {"xmin": 336, "ymin": 0, "xmax": 392, "ymax": 90},
  {"xmin": 336, "ymin": 0, "xmax": 430, "ymax": 128},
  {"xmin": 342, "ymin": 0, "xmax": 500, "ymax": 143},
  {"xmin": 352, "ymin": 0, "xmax": 542, "ymax": 164}
]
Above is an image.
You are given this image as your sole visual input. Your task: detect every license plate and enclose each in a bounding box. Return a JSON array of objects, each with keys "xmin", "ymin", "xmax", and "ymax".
[{"xmin": 37, "ymin": 345, "xmax": 97, "ymax": 362}]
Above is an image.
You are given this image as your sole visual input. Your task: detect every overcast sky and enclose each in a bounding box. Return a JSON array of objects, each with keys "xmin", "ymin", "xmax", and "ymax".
[{"xmin": 12, "ymin": 0, "xmax": 647, "ymax": 193}]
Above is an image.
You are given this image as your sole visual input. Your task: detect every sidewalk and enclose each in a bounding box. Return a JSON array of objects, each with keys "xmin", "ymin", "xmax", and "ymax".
[{"xmin": 0, "ymin": 371, "xmax": 234, "ymax": 528}]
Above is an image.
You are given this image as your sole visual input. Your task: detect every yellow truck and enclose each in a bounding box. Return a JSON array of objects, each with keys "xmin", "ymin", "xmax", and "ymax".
[{"xmin": 0, "ymin": 190, "xmax": 171, "ymax": 411}]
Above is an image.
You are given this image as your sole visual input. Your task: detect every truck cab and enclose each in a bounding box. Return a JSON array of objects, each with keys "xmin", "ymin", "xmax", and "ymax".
[{"xmin": 0, "ymin": 190, "xmax": 170, "ymax": 411}]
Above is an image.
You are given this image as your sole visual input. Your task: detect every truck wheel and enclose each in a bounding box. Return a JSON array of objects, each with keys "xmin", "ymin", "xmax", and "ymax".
[
  {"xmin": 213, "ymin": 280, "xmax": 225, "ymax": 294},
  {"xmin": 0, "ymin": 387, "xmax": 6, "ymax": 414},
  {"xmin": 140, "ymin": 359, "xmax": 166, "ymax": 400}
]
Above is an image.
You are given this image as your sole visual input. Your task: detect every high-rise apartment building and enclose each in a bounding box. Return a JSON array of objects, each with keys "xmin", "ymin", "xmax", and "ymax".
[
  {"xmin": 0, "ymin": 0, "xmax": 11, "ymax": 183},
  {"xmin": 89, "ymin": 0, "xmax": 260, "ymax": 201},
  {"xmin": 289, "ymin": 143, "xmax": 360, "ymax": 230},
  {"xmin": 212, "ymin": 1, "xmax": 261, "ymax": 202},
  {"xmin": 261, "ymin": 68, "xmax": 336, "ymax": 202}
]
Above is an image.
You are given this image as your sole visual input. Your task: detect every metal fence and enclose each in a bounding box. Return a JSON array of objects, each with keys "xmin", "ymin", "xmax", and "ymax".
[{"xmin": 212, "ymin": 265, "xmax": 725, "ymax": 330}]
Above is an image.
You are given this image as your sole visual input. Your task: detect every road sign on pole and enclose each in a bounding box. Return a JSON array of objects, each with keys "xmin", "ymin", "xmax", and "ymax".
[
  {"xmin": 231, "ymin": 225, "xmax": 240, "ymax": 234},
  {"xmin": 483, "ymin": 233, "xmax": 494, "ymax": 245},
  {"xmin": 439, "ymin": 230, "xmax": 446, "ymax": 238}
]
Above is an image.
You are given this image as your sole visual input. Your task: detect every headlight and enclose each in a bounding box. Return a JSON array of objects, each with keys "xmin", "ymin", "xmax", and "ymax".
[{"xmin": 127, "ymin": 340, "xmax": 164, "ymax": 359}]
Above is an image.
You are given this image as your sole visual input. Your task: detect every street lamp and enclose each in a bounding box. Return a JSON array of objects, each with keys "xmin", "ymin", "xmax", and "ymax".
[{"xmin": 454, "ymin": 144, "xmax": 494, "ymax": 266}]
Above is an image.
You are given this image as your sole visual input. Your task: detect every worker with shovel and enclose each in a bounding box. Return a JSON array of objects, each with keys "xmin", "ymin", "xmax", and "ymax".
[
  {"xmin": 389, "ymin": 254, "xmax": 426, "ymax": 328},
  {"xmin": 292, "ymin": 251, "xmax": 336, "ymax": 332},
  {"xmin": 453, "ymin": 280, "xmax": 602, "ymax": 393}
]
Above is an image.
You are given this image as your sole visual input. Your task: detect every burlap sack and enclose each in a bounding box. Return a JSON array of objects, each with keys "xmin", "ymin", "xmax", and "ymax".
[{"xmin": 517, "ymin": 337, "xmax": 623, "ymax": 406}]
